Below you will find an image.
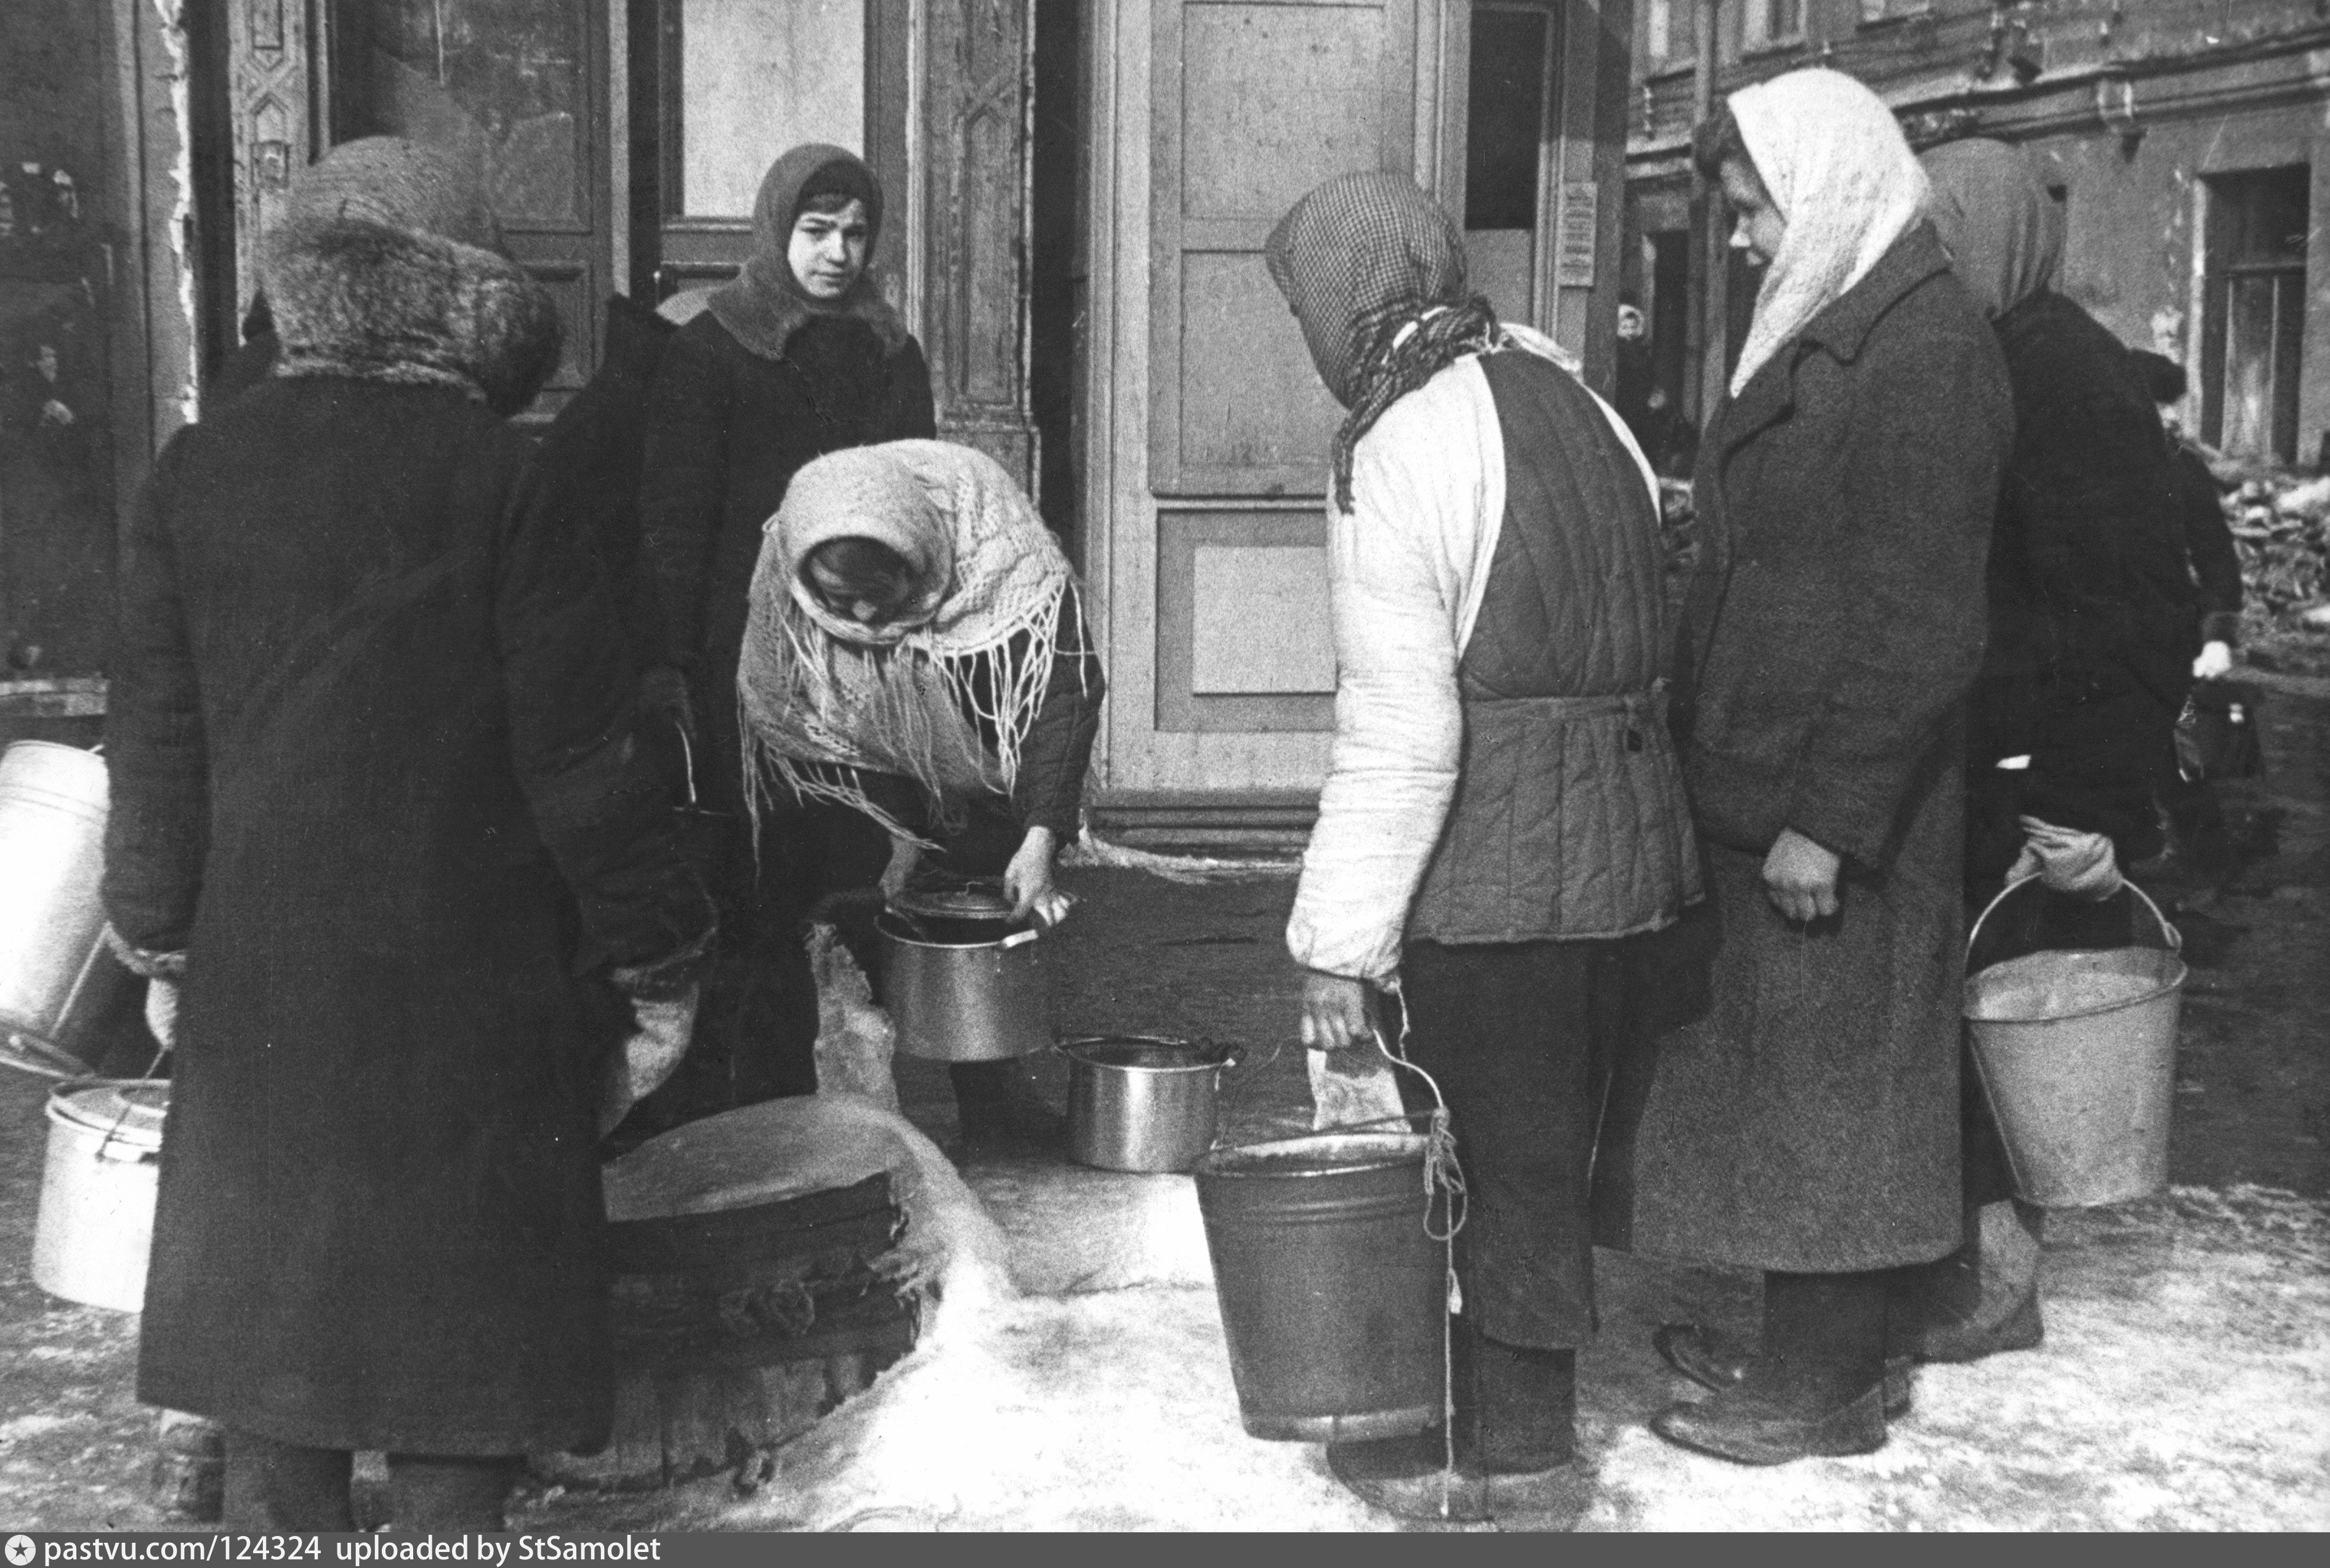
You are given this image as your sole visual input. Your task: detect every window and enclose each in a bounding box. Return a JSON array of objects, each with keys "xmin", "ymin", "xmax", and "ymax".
[
  {"xmin": 1741, "ymin": 0, "xmax": 1805, "ymax": 50},
  {"xmin": 2201, "ymin": 166, "xmax": 2309, "ymax": 464}
]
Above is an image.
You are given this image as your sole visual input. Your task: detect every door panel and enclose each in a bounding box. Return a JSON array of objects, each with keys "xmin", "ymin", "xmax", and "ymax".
[{"xmin": 1150, "ymin": 0, "xmax": 1415, "ymax": 499}]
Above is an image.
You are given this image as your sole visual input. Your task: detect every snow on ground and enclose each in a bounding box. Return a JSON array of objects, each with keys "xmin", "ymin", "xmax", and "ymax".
[{"xmin": 613, "ymin": 1159, "xmax": 2329, "ymax": 1532}]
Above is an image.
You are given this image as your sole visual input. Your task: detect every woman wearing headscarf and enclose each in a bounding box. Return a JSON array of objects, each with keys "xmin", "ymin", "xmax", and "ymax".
[
  {"xmin": 1604, "ymin": 70, "xmax": 2014, "ymax": 1465},
  {"xmin": 1269, "ymin": 172, "xmax": 1698, "ymax": 1521},
  {"xmin": 1901, "ymin": 139, "xmax": 2199, "ymax": 1363},
  {"xmin": 634, "ymin": 144, "xmax": 937, "ymax": 1124},
  {"xmin": 102, "ymin": 137, "xmax": 715, "ymax": 1529},
  {"xmin": 734, "ymin": 439, "xmax": 1101, "ymax": 980}
]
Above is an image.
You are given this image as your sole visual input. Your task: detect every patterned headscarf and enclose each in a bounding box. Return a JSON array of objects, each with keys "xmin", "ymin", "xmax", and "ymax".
[
  {"xmin": 283, "ymin": 137, "xmax": 502, "ymax": 254},
  {"xmin": 1265, "ymin": 172, "xmax": 1504, "ymax": 512},
  {"xmin": 1921, "ymin": 138, "xmax": 2063, "ymax": 320},
  {"xmin": 706, "ymin": 144, "xmax": 906, "ymax": 361},
  {"xmin": 1726, "ymin": 69, "xmax": 1930, "ymax": 396}
]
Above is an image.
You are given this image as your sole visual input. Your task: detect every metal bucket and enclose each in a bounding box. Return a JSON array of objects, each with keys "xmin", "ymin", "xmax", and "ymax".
[
  {"xmin": 1060, "ymin": 1035, "xmax": 1239, "ymax": 1173},
  {"xmin": 877, "ymin": 911, "xmax": 1047, "ymax": 1061},
  {"xmin": 0, "ymin": 741, "xmax": 132, "ymax": 1077},
  {"xmin": 33, "ymin": 1078, "xmax": 169, "ymax": 1311},
  {"xmin": 1964, "ymin": 877, "xmax": 2188, "ymax": 1208},
  {"xmin": 1192, "ymin": 1129, "xmax": 1443, "ymax": 1442}
]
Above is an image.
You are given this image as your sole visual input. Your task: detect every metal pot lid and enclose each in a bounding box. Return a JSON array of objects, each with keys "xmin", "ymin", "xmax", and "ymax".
[
  {"xmin": 48, "ymin": 1078, "xmax": 169, "ymax": 1144},
  {"xmin": 890, "ymin": 882, "xmax": 1017, "ymax": 922}
]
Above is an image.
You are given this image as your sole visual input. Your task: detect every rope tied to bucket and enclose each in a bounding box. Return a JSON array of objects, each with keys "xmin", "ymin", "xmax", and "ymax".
[{"xmin": 1371, "ymin": 976, "xmax": 1468, "ymax": 1518}]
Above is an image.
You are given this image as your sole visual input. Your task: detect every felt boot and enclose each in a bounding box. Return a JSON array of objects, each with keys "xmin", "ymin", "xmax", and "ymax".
[
  {"xmin": 385, "ymin": 1453, "xmax": 522, "ymax": 1533},
  {"xmin": 1895, "ymin": 1199, "xmax": 2045, "ymax": 1364},
  {"xmin": 221, "ymin": 1432, "xmax": 356, "ymax": 1533}
]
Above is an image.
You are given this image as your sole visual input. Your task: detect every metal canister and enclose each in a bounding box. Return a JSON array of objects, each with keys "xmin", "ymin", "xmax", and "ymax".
[
  {"xmin": 1060, "ymin": 1035, "xmax": 1238, "ymax": 1173},
  {"xmin": 879, "ymin": 883, "xmax": 1047, "ymax": 1061},
  {"xmin": 0, "ymin": 741, "xmax": 133, "ymax": 1076}
]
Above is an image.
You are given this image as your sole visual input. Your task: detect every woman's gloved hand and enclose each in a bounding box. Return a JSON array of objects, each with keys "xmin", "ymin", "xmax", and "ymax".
[
  {"xmin": 600, "ymin": 982, "xmax": 701, "ymax": 1136},
  {"xmin": 1004, "ymin": 825, "xmax": 1074, "ymax": 927},
  {"xmin": 2193, "ymin": 640, "xmax": 2235, "ymax": 681},
  {"xmin": 2009, "ymin": 816, "xmax": 2124, "ymax": 900},
  {"xmin": 144, "ymin": 978, "xmax": 180, "ymax": 1052}
]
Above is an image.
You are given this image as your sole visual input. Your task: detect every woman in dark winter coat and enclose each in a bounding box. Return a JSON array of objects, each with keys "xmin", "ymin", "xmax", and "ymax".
[
  {"xmin": 1925, "ymin": 140, "xmax": 2199, "ymax": 897},
  {"xmin": 1606, "ymin": 70, "xmax": 2014, "ymax": 1465},
  {"xmin": 101, "ymin": 139, "xmax": 715, "ymax": 1532},
  {"xmin": 632, "ymin": 144, "xmax": 937, "ymax": 1124}
]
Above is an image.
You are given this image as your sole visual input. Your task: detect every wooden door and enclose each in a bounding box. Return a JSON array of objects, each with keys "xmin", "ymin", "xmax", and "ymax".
[
  {"xmin": 1090, "ymin": 0, "xmax": 1626, "ymax": 833},
  {"xmin": 1145, "ymin": 0, "xmax": 1421, "ymax": 746},
  {"xmin": 318, "ymin": 0, "xmax": 614, "ymax": 422}
]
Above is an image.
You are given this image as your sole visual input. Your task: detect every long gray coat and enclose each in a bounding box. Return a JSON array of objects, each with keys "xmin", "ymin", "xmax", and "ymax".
[{"xmin": 1595, "ymin": 225, "xmax": 2014, "ymax": 1273}]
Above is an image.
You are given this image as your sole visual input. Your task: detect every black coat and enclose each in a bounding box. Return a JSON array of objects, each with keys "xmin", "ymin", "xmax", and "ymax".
[
  {"xmin": 1965, "ymin": 291, "xmax": 2198, "ymax": 875},
  {"xmin": 103, "ymin": 220, "xmax": 713, "ymax": 1454},
  {"xmin": 2170, "ymin": 443, "xmax": 2244, "ymax": 643},
  {"xmin": 530, "ymin": 295, "xmax": 677, "ymax": 672},
  {"xmin": 1602, "ymin": 226, "xmax": 2013, "ymax": 1273},
  {"xmin": 637, "ymin": 312, "xmax": 936, "ymax": 813}
]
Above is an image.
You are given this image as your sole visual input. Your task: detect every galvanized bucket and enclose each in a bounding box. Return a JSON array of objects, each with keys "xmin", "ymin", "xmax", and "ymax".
[
  {"xmin": 1964, "ymin": 877, "xmax": 2187, "ymax": 1208},
  {"xmin": 0, "ymin": 741, "xmax": 132, "ymax": 1077},
  {"xmin": 1193, "ymin": 1128, "xmax": 1444, "ymax": 1442}
]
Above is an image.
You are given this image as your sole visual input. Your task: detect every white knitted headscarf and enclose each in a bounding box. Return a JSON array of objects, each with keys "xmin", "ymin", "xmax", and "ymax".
[
  {"xmin": 1727, "ymin": 69, "xmax": 1930, "ymax": 397},
  {"xmin": 737, "ymin": 440, "xmax": 1079, "ymax": 841}
]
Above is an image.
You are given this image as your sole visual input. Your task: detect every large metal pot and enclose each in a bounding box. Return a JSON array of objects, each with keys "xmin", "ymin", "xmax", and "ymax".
[
  {"xmin": 1061, "ymin": 1035, "xmax": 1240, "ymax": 1174},
  {"xmin": 877, "ymin": 887, "xmax": 1047, "ymax": 1061},
  {"xmin": 0, "ymin": 741, "xmax": 132, "ymax": 1077}
]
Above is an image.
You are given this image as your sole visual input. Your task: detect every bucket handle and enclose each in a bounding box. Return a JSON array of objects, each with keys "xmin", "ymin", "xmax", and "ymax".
[{"xmin": 1967, "ymin": 874, "xmax": 2182, "ymax": 976}]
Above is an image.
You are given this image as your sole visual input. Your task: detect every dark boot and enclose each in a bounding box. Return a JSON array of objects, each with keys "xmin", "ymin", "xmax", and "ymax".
[
  {"xmin": 1653, "ymin": 1322, "xmax": 1915, "ymax": 1415},
  {"xmin": 1651, "ymin": 1271, "xmax": 1890, "ymax": 1465},
  {"xmin": 1894, "ymin": 1199, "xmax": 2045, "ymax": 1363},
  {"xmin": 949, "ymin": 1058, "xmax": 1065, "ymax": 1156},
  {"xmin": 221, "ymin": 1431, "xmax": 355, "ymax": 1532},
  {"xmin": 1328, "ymin": 1317, "xmax": 1590, "ymax": 1526},
  {"xmin": 385, "ymin": 1453, "xmax": 522, "ymax": 1533}
]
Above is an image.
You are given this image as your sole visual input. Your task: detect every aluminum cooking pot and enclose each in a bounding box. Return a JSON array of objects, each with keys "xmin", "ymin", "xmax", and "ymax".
[
  {"xmin": 877, "ymin": 893, "xmax": 1047, "ymax": 1061},
  {"xmin": 1060, "ymin": 1035, "xmax": 1243, "ymax": 1174}
]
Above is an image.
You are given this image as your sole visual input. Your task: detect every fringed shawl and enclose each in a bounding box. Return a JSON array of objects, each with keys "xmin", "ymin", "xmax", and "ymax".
[{"xmin": 736, "ymin": 441, "xmax": 1078, "ymax": 841}]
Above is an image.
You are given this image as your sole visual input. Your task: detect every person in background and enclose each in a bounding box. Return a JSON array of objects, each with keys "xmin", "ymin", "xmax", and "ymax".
[
  {"xmin": 2130, "ymin": 348, "xmax": 2245, "ymax": 680},
  {"xmin": 2131, "ymin": 347, "xmax": 2248, "ymax": 866},
  {"xmin": 733, "ymin": 439, "xmax": 1100, "ymax": 1144},
  {"xmin": 1269, "ymin": 172, "xmax": 1699, "ymax": 1521},
  {"xmin": 632, "ymin": 143, "xmax": 937, "ymax": 1127},
  {"xmin": 1897, "ymin": 136, "xmax": 2198, "ymax": 1370},
  {"xmin": 101, "ymin": 137, "xmax": 714, "ymax": 1532},
  {"xmin": 1614, "ymin": 70, "xmax": 2013, "ymax": 1465}
]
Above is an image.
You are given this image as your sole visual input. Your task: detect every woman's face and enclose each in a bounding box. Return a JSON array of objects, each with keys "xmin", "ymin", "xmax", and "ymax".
[
  {"xmin": 807, "ymin": 553, "xmax": 909, "ymax": 627},
  {"xmin": 788, "ymin": 199, "xmax": 871, "ymax": 300},
  {"xmin": 1719, "ymin": 158, "xmax": 1786, "ymax": 268}
]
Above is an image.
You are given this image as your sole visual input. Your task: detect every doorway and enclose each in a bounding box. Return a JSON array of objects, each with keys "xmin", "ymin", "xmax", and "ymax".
[{"xmin": 1029, "ymin": 0, "xmax": 1087, "ymax": 557}]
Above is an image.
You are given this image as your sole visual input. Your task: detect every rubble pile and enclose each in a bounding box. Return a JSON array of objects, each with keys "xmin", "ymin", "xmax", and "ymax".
[{"xmin": 2225, "ymin": 472, "xmax": 2330, "ymax": 630}]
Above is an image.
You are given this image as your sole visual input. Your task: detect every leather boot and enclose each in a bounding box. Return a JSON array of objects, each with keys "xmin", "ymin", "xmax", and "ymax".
[
  {"xmin": 1653, "ymin": 1322, "xmax": 1915, "ymax": 1415},
  {"xmin": 949, "ymin": 1058, "xmax": 1065, "ymax": 1156},
  {"xmin": 1327, "ymin": 1317, "xmax": 1590, "ymax": 1527},
  {"xmin": 1651, "ymin": 1271, "xmax": 1890, "ymax": 1466}
]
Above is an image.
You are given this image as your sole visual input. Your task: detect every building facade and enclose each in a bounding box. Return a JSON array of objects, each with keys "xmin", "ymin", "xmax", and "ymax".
[
  {"xmin": 1, "ymin": 1, "xmax": 1640, "ymax": 845},
  {"xmin": 1625, "ymin": 0, "xmax": 2330, "ymax": 472}
]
